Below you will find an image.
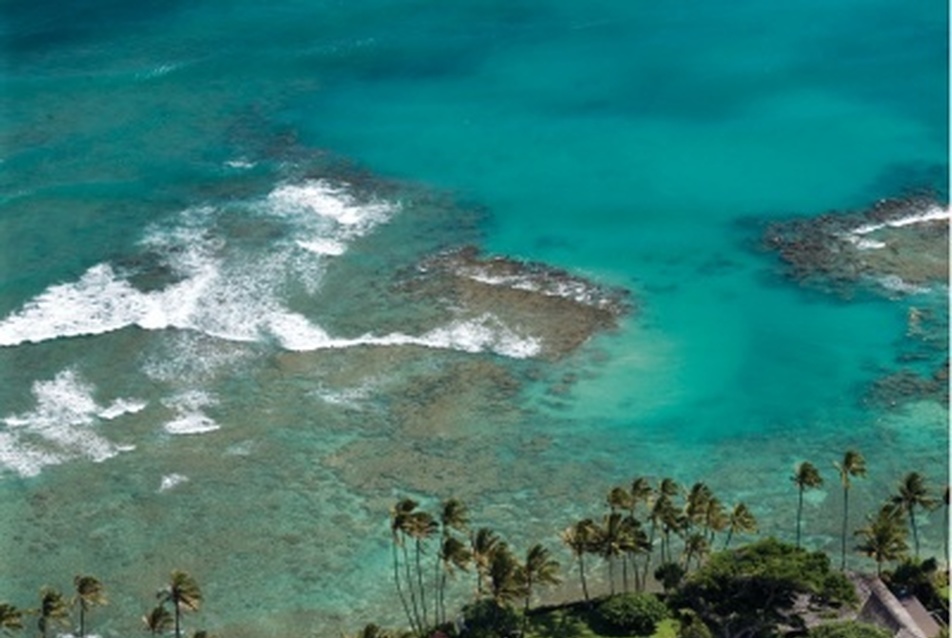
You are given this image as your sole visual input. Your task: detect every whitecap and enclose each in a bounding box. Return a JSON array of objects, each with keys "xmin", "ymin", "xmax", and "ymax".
[
  {"xmin": 158, "ymin": 473, "xmax": 189, "ymax": 492},
  {"xmin": 99, "ymin": 398, "xmax": 148, "ymax": 420},
  {"xmin": 161, "ymin": 391, "xmax": 220, "ymax": 435},
  {"xmin": 0, "ymin": 370, "xmax": 136, "ymax": 477},
  {"xmin": 850, "ymin": 205, "xmax": 950, "ymax": 236}
]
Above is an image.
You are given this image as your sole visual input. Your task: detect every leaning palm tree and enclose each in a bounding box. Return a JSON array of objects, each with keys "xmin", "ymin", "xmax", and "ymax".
[
  {"xmin": 0, "ymin": 603, "xmax": 24, "ymax": 634},
  {"xmin": 487, "ymin": 544, "xmax": 525, "ymax": 610},
  {"xmin": 561, "ymin": 519, "xmax": 597, "ymax": 603},
  {"xmin": 792, "ymin": 462, "xmax": 823, "ymax": 549},
  {"xmin": 724, "ymin": 502, "xmax": 758, "ymax": 549},
  {"xmin": 143, "ymin": 605, "xmax": 173, "ymax": 636},
  {"xmin": 889, "ymin": 472, "xmax": 938, "ymax": 559},
  {"xmin": 390, "ymin": 498, "xmax": 420, "ymax": 637},
  {"xmin": 435, "ymin": 498, "xmax": 469, "ymax": 624},
  {"xmin": 597, "ymin": 512, "xmax": 630, "ymax": 595},
  {"xmin": 406, "ymin": 511, "xmax": 438, "ymax": 631},
  {"xmin": 855, "ymin": 505, "xmax": 909, "ymax": 577},
  {"xmin": 521, "ymin": 544, "xmax": 561, "ymax": 627},
  {"xmin": 470, "ymin": 527, "xmax": 501, "ymax": 598},
  {"xmin": 681, "ymin": 532, "xmax": 710, "ymax": 572},
  {"xmin": 37, "ymin": 588, "xmax": 70, "ymax": 638},
  {"xmin": 684, "ymin": 482, "xmax": 712, "ymax": 533},
  {"xmin": 436, "ymin": 536, "xmax": 471, "ymax": 626},
  {"xmin": 608, "ymin": 486, "xmax": 634, "ymax": 513},
  {"xmin": 834, "ymin": 450, "xmax": 867, "ymax": 570},
  {"xmin": 73, "ymin": 574, "xmax": 106, "ymax": 638},
  {"xmin": 703, "ymin": 497, "xmax": 729, "ymax": 545},
  {"xmin": 157, "ymin": 571, "xmax": 202, "ymax": 638}
]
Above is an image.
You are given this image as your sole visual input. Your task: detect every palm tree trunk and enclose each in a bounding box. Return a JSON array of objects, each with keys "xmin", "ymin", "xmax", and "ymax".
[
  {"xmin": 608, "ymin": 556, "xmax": 615, "ymax": 595},
  {"xmin": 79, "ymin": 607, "xmax": 86, "ymax": 638},
  {"xmin": 841, "ymin": 486, "xmax": 849, "ymax": 571},
  {"xmin": 402, "ymin": 544, "xmax": 422, "ymax": 634},
  {"xmin": 579, "ymin": 554, "xmax": 590, "ymax": 603},
  {"xmin": 910, "ymin": 507, "xmax": 920, "ymax": 559},
  {"xmin": 415, "ymin": 540, "xmax": 428, "ymax": 631},
  {"xmin": 522, "ymin": 576, "xmax": 533, "ymax": 634},
  {"xmin": 642, "ymin": 521, "xmax": 656, "ymax": 586},
  {"xmin": 175, "ymin": 600, "xmax": 181, "ymax": 638},
  {"xmin": 724, "ymin": 528, "xmax": 734, "ymax": 550},
  {"xmin": 796, "ymin": 487, "xmax": 804, "ymax": 549},
  {"xmin": 392, "ymin": 541, "xmax": 417, "ymax": 635}
]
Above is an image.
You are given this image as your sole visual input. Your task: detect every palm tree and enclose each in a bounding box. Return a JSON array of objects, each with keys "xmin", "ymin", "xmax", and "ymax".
[
  {"xmin": 723, "ymin": 502, "xmax": 757, "ymax": 549},
  {"xmin": 855, "ymin": 505, "xmax": 909, "ymax": 577},
  {"xmin": 37, "ymin": 588, "xmax": 70, "ymax": 638},
  {"xmin": 834, "ymin": 450, "xmax": 867, "ymax": 570},
  {"xmin": 703, "ymin": 497, "xmax": 729, "ymax": 545},
  {"xmin": 521, "ymin": 544, "xmax": 561, "ymax": 629},
  {"xmin": 681, "ymin": 532, "xmax": 710, "ymax": 571},
  {"xmin": 630, "ymin": 477, "xmax": 653, "ymax": 514},
  {"xmin": 561, "ymin": 519, "xmax": 597, "ymax": 603},
  {"xmin": 889, "ymin": 472, "xmax": 938, "ymax": 559},
  {"xmin": 598, "ymin": 512, "xmax": 631, "ymax": 595},
  {"xmin": 435, "ymin": 499, "xmax": 469, "ymax": 625},
  {"xmin": 157, "ymin": 571, "xmax": 202, "ymax": 638},
  {"xmin": 684, "ymin": 482, "xmax": 712, "ymax": 533},
  {"xmin": 487, "ymin": 544, "xmax": 525, "ymax": 610},
  {"xmin": 143, "ymin": 605, "xmax": 173, "ymax": 636},
  {"xmin": 791, "ymin": 462, "xmax": 823, "ymax": 549},
  {"xmin": 390, "ymin": 499, "xmax": 420, "ymax": 636},
  {"xmin": 608, "ymin": 486, "xmax": 634, "ymax": 513},
  {"xmin": 470, "ymin": 527, "xmax": 501, "ymax": 598},
  {"xmin": 406, "ymin": 511, "xmax": 438, "ymax": 630},
  {"xmin": 0, "ymin": 603, "xmax": 24, "ymax": 634},
  {"xmin": 73, "ymin": 575, "xmax": 106, "ymax": 638},
  {"xmin": 436, "ymin": 536, "xmax": 471, "ymax": 626}
]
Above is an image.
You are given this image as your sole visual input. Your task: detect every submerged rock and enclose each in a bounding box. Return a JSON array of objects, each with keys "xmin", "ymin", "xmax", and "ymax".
[
  {"xmin": 763, "ymin": 195, "xmax": 948, "ymax": 298},
  {"xmin": 406, "ymin": 246, "xmax": 632, "ymax": 359}
]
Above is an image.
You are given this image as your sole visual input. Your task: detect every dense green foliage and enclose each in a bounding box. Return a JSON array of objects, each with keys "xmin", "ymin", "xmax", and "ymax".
[
  {"xmin": 674, "ymin": 538, "xmax": 857, "ymax": 638},
  {"xmin": 806, "ymin": 621, "xmax": 891, "ymax": 638},
  {"xmin": 590, "ymin": 594, "xmax": 669, "ymax": 637}
]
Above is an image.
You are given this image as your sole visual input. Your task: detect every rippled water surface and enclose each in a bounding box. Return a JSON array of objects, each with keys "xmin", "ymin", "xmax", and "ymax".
[{"xmin": 0, "ymin": 1, "xmax": 947, "ymax": 635}]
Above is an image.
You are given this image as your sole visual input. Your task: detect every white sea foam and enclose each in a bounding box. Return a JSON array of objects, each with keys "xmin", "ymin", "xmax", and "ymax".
[
  {"xmin": 159, "ymin": 473, "xmax": 189, "ymax": 492},
  {"xmin": 296, "ymin": 238, "xmax": 347, "ymax": 256},
  {"xmin": 0, "ymin": 182, "xmax": 542, "ymax": 360},
  {"xmin": 0, "ymin": 370, "xmax": 136, "ymax": 477},
  {"xmin": 268, "ymin": 311, "xmax": 541, "ymax": 358},
  {"xmin": 225, "ymin": 158, "xmax": 256, "ymax": 170},
  {"xmin": 840, "ymin": 205, "xmax": 951, "ymax": 250},
  {"xmin": 98, "ymin": 398, "xmax": 148, "ymax": 420},
  {"xmin": 268, "ymin": 180, "xmax": 395, "ymax": 228},
  {"xmin": 161, "ymin": 391, "xmax": 220, "ymax": 435},
  {"xmin": 876, "ymin": 275, "xmax": 931, "ymax": 295}
]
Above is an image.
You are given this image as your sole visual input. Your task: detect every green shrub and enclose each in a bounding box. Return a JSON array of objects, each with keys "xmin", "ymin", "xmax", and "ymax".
[
  {"xmin": 589, "ymin": 593, "xmax": 670, "ymax": 637},
  {"xmin": 460, "ymin": 599, "xmax": 521, "ymax": 638},
  {"xmin": 807, "ymin": 620, "xmax": 892, "ymax": 638}
]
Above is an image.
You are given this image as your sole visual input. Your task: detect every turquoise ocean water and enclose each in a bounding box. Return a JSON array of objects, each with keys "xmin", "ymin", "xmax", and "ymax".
[{"xmin": 0, "ymin": 1, "xmax": 948, "ymax": 635}]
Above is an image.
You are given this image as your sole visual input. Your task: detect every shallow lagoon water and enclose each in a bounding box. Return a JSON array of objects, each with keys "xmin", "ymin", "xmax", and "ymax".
[{"xmin": 0, "ymin": 1, "xmax": 948, "ymax": 635}]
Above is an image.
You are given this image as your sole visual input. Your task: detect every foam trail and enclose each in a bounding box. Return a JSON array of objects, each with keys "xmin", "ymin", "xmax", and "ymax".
[
  {"xmin": 268, "ymin": 312, "xmax": 542, "ymax": 358},
  {"xmin": 850, "ymin": 205, "xmax": 950, "ymax": 236}
]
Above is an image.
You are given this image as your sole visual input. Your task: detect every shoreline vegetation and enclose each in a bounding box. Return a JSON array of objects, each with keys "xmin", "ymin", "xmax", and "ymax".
[{"xmin": 1, "ymin": 452, "xmax": 947, "ymax": 638}]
